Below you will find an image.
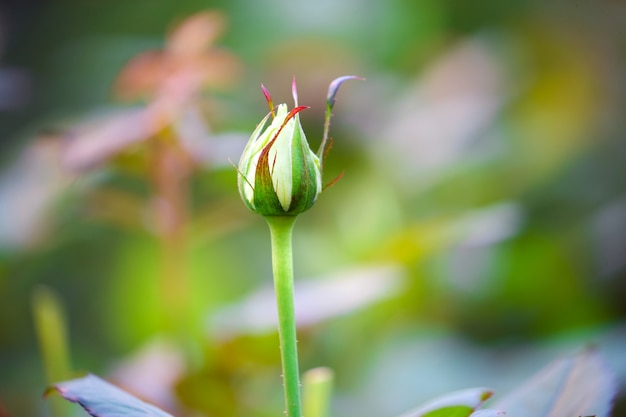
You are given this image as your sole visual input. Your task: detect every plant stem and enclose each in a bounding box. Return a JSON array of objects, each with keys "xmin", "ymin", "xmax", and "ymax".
[
  {"xmin": 303, "ymin": 367, "xmax": 334, "ymax": 417},
  {"xmin": 150, "ymin": 130, "xmax": 192, "ymax": 334},
  {"xmin": 32, "ymin": 286, "xmax": 72, "ymax": 417},
  {"xmin": 266, "ymin": 215, "xmax": 302, "ymax": 417}
]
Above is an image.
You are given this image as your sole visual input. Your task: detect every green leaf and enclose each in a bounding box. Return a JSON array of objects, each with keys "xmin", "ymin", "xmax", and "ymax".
[
  {"xmin": 422, "ymin": 405, "xmax": 474, "ymax": 417},
  {"xmin": 46, "ymin": 374, "xmax": 174, "ymax": 417},
  {"xmin": 396, "ymin": 387, "xmax": 494, "ymax": 417},
  {"xmin": 493, "ymin": 349, "xmax": 616, "ymax": 417}
]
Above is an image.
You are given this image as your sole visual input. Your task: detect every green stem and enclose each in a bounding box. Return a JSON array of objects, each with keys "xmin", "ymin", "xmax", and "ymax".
[
  {"xmin": 32, "ymin": 286, "xmax": 72, "ymax": 417},
  {"xmin": 303, "ymin": 367, "xmax": 334, "ymax": 417},
  {"xmin": 265, "ymin": 215, "xmax": 302, "ymax": 417}
]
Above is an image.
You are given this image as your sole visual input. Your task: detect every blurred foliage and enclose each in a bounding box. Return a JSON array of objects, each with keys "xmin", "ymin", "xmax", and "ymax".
[{"xmin": 1, "ymin": 0, "xmax": 626, "ymax": 417}]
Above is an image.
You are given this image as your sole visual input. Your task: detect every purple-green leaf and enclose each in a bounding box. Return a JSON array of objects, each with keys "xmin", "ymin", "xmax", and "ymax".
[
  {"xmin": 46, "ymin": 374, "xmax": 174, "ymax": 417},
  {"xmin": 396, "ymin": 387, "xmax": 494, "ymax": 417},
  {"xmin": 493, "ymin": 349, "xmax": 616, "ymax": 417}
]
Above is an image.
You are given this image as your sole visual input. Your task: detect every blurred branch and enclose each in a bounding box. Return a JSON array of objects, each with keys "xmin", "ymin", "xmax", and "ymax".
[{"xmin": 32, "ymin": 286, "xmax": 72, "ymax": 417}]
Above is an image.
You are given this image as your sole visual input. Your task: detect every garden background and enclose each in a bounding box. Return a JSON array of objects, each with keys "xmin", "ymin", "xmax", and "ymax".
[{"xmin": 1, "ymin": 0, "xmax": 626, "ymax": 416}]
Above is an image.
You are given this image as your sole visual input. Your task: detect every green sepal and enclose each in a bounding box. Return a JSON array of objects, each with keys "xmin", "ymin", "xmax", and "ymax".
[{"xmin": 286, "ymin": 116, "xmax": 319, "ymax": 215}]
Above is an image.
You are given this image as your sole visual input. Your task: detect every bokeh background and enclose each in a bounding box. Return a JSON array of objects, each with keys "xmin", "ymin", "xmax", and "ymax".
[{"xmin": 1, "ymin": 0, "xmax": 626, "ymax": 416}]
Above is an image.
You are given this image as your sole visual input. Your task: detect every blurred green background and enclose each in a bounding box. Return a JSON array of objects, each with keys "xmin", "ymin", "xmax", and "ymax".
[{"xmin": 1, "ymin": 0, "xmax": 626, "ymax": 416}]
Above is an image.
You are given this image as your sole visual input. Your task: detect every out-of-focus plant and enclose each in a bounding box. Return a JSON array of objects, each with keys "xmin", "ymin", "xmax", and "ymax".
[
  {"xmin": 32, "ymin": 286, "xmax": 72, "ymax": 417},
  {"xmin": 63, "ymin": 11, "xmax": 240, "ymax": 171},
  {"xmin": 9, "ymin": 9, "xmax": 246, "ymax": 414},
  {"xmin": 45, "ymin": 348, "xmax": 618, "ymax": 417},
  {"xmin": 0, "ymin": 3, "xmax": 615, "ymax": 416},
  {"xmin": 60, "ymin": 11, "xmax": 242, "ymax": 334}
]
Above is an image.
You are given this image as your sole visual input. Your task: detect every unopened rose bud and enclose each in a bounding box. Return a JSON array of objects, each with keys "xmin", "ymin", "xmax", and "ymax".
[
  {"xmin": 237, "ymin": 99, "xmax": 322, "ymax": 217},
  {"xmin": 238, "ymin": 77, "xmax": 361, "ymax": 217}
]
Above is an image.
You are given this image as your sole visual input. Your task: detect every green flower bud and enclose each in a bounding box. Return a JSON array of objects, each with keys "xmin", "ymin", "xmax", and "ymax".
[{"xmin": 238, "ymin": 100, "xmax": 322, "ymax": 217}]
